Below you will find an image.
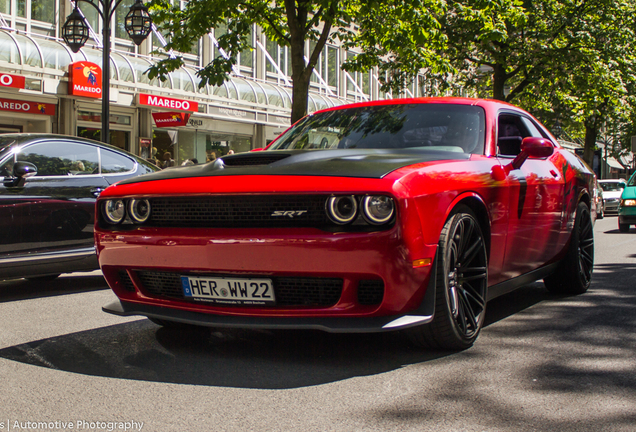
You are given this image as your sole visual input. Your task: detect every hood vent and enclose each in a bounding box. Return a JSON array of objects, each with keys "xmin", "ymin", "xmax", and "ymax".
[{"xmin": 221, "ymin": 153, "xmax": 291, "ymax": 166}]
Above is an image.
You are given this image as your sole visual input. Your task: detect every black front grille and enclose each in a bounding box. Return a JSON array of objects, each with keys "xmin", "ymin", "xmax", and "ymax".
[
  {"xmin": 118, "ymin": 270, "xmax": 136, "ymax": 292},
  {"xmin": 138, "ymin": 271, "xmax": 182, "ymax": 298},
  {"xmin": 148, "ymin": 195, "xmax": 328, "ymax": 228},
  {"xmin": 357, "ymin": 279, "xmax": 384, "ymax": 305},
  {"xmin": 135, "ymin": 271, "xmax": 343, "ymax": 307},
  {"xmin": 275, "ymin": 277, "xmax": 342, "ymax": 306}
]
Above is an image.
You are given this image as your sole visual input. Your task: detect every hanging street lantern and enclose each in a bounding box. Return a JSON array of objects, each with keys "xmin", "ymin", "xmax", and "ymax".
[
  {"xmin": 125, "ymin": 0, "xmax": 153, "ymax": 46},
  {"xmin": 62, "ymin": 6, "xmax": 89, "ymax": 53},
  {"xmin": 61, "ymin": 0, "xmax": 153, "ymax": 145}
]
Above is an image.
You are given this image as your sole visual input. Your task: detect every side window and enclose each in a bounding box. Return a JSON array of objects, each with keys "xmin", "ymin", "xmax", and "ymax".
[
  {"xmin": 16, "ymin": 142, "xmax": 99, "ymax": 176},
  {"xmin": 520, "ymin": 117, "xmax": 546, "ymax": 138},
  {"xmin": 0, "ymin": 155, "xmax": 15, "ymax": 177},
  {"xmin": 100, "ymin": 148, "xmax": 135, "ymax": 174},
  {"xmin": 497, "ymin": 114, "xmax": 531, "ymax": 156}
]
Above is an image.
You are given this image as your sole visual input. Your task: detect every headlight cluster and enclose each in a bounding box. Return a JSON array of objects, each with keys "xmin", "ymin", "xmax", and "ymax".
[
  {"xmin": 326, "ymin": 195, "xmax": 395, "ymax": 226},
  {"xmin": 102, "ymin": 199, "xmax": 151, "ymax": 225},
  {"xmin": 621, "ymin": 199, "xmax": 636, "ymax": 207}
]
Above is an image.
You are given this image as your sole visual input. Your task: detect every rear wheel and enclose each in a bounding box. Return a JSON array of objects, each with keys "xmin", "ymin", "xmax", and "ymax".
[
  {"xmin": 619, "ymin": 223, "xmax": 630, "ymax": 233},
  {"xmin": 544, "ymin": 202, "xmax": 594, "ymax": 294},
  {"xmin": 407, "ymin": 206, "xmax": 488, "ymax": 350}
]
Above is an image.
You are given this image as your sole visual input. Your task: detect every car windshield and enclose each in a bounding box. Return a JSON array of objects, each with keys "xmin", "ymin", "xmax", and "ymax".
[
  {"xmin": 600, "ymin": 182, "xmax": 625, "ymax": 191},
  {"xmin": 268, "ymin": 104, "xmax": 486, "ymax": 154}
]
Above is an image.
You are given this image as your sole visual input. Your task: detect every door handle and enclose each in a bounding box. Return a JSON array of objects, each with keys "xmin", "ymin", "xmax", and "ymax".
[
  {"xmin": 550, "ymin": 170, "xmax": 559, "ymax": 178},
  {"xmin": 90, "ymin": 187, "xmax": 103, "ymax": 197}
]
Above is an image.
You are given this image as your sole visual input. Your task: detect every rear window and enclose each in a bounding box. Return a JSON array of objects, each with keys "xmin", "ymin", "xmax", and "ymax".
[{"xmin": 101, "ymin": 148, "xmax": 135, "ymax": 173}]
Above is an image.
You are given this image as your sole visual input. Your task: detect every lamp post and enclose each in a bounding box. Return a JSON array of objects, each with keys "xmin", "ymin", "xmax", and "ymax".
[
  {"xmin": 552, "ymin": 120, "xmax": 562, "ymax": 140},
  {"xmin": 62, "ymin": 0, "xmax": 152, "ymax": 144}
]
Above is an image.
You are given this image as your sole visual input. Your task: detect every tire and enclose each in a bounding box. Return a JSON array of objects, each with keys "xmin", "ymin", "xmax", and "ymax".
[
  {"xmin": 544, "ymin": 202, "xmax": 594, "ymax": 294},
  {"xmin": 619, "ymin": 223, "xmax": 630, "ymax": 233},
  {"xmin": 407, "ymin": 206, "xmax": 488, "ymax": 350}
]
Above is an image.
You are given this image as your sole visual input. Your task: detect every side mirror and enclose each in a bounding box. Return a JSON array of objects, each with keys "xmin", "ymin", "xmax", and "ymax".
[
  {"xmin": 521, "ymin": 137, "xmax": 554, "ymax": 158},
  {"xmin": 3, "ymin": 161, "xmax": 37, "ymax": 187},
  {"xmin": 511, "ymin": 137, "xmax": 554, "ymax": 169}
]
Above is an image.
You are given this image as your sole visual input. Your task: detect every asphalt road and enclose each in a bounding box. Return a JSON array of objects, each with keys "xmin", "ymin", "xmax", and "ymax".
[{"xmin": 0, "ymin": 215, "xmax": 634, "ymax": 432}]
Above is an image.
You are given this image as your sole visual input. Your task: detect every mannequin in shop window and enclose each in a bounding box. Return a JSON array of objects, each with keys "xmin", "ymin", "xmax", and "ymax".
[{"xmin": 162, "ymin": 152, "xmax": 175, "ymax": 169}]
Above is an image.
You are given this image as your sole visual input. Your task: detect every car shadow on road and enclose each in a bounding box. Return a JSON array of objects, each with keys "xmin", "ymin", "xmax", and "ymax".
[
  {"xmin": 1, "ymin": 265, "xmax": 630, "ymax": 390},
  {"xmin": 0, "ymin": 272, "xmax": 108, "ymax": 303}
]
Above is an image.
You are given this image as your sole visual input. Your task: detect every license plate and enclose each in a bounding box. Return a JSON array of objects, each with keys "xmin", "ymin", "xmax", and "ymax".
[{"xmin": 181, "ymin": 276, "xmax": 275, "ymax": 306}]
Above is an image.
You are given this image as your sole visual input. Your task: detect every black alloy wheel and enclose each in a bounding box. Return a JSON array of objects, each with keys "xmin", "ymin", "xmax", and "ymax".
[
  {"xmin": 407, "ymin": 206, "xmax": 488, "ymax": 350},
  {"xmin": 544, "ymin": 202, "xmax": 594, "ymax": 294}
]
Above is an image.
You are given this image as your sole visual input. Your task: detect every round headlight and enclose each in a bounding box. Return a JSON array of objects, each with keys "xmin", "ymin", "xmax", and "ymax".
[
  {"xmin": 129, "ymin": 199, "xmax": 151, "ymax": 223},
  {"xmin": 622, "ymin": 199, "xmax": 636, "ymax": 207},
  {"xmin": 103, "ymin": 199, "xmax": 126, "ymax": 224},
  {"xmin": 362, "ymin": 195, "xmax": 395, "ymax": 225},
  {"xmin": 326, "ymin": 195, "xmax": 358, "ymax": 224}
]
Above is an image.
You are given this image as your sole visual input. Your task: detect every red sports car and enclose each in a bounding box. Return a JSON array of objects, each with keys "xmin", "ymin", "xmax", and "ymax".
[{"xmin": 95, "ymin": 98, "xmax": 596, "ymax": 349}]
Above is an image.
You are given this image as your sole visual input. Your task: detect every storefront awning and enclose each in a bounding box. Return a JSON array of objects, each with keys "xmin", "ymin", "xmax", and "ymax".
[{"xmin": 606, "ymin": 157, "xmax": 624, "ymax": 170}]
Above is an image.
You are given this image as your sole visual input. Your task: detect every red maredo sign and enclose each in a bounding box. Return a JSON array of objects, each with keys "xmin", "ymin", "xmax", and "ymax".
[
  {"xmin": 69, "ymin": 61, "xmax": 102, "ymax": 99},
  {"xmin": 152, "ymin": 112, "xmax": 191, "ymax": 127},
  {"xmin": 139, "ymin": 94, "xmax": 198, "ymax": 112},
  {"xmin": 0, "ymin": 73, "xmax": 26, "ymax": 89},
  {"xmin": 0, "ymin": 97, "xmax": 56, "ymax": 115}
]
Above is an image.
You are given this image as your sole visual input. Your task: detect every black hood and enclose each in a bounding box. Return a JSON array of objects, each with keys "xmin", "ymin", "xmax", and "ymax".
[{"xmin": 120, "ymin": 149, "xmax": 469, "ymax": 185}]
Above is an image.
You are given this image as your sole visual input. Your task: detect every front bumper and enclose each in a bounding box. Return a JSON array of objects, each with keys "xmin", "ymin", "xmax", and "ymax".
[
  {"xmin": 618, "ymin": 204, "xmax": 636, "ymax": 225},
  {"xmin": 97, "ymin": 226, "xmax": 437, "ymax": 321},
  {"xmin": 103, "ymin": 263, "xmax": 437, "ymax": 333}
]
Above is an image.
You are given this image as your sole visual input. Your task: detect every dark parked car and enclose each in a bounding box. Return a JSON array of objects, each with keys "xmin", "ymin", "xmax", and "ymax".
[
  {"xmin": 95, "ymin": 98, "xmax": 596, "ymax": 350},
  {"xmin": 0, "ymin": 134, "xmax": 159, "ymax": 280}
]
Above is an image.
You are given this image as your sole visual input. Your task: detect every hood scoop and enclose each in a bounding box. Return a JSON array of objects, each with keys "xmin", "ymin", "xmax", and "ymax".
[{"xmin": 221, "ymin": 153, "xmax": 291, "ymax": 166}]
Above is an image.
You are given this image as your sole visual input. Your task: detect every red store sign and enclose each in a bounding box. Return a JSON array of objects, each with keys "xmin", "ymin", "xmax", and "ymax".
[
  {"xmin": 0, "ymin": 73, "xmax": 26, "ymax": 89},
  {"xmin": 68, "ymin": 61, "xmax": 102, "ymax": 99},
  {"xmin": 0, "ymin": 97, "xmax": 56, "ymax": 115},
  {"xmin": 152, "ymin": 111, "xmax": 191, "ymax": 127},
  {"xmin": 139, "ymin": 93, "xmax": 198, "ymax": 112}
]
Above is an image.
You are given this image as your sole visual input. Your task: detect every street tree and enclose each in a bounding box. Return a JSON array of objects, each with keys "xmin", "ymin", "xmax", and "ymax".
[
  {"xmin": 147, "ymin": 0, "xmax": 359, "ymax": 123},
  {"xmin": 348, "ymin": 0, "xmax": 636, "ymax": 167}
]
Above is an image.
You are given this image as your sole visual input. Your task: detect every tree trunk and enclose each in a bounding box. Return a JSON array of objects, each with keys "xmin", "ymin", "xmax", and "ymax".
[
  {"xmin": 290, "ymin": 69, "xmax": 311, "ymax": 124},
  {"xmin": 492, "ymin": 64, "xmax": 507, "ymax": 101},
  {"xmin": 583, "ymin": 121, "xmax": 597, "ymax": 169}
]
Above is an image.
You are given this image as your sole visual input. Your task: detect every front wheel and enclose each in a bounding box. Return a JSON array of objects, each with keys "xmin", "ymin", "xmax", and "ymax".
[
  {"xmin": 407, "ymin": 206, "xmax": 488, "ymax": 350},
  {"xmin": 619, "ymin": 223, "xmax": 630, "ymax": 233},
  {"xmin": 544, "ymin": 202, "xmax": 594, "ymax": 294}
]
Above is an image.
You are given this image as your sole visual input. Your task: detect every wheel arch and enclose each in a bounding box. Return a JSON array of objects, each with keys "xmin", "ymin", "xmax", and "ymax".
[{"xmin": 449, "ymin": 194, "xmax": 492, "ymax": 260}]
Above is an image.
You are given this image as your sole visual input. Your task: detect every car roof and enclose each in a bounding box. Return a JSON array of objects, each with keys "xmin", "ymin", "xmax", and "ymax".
[
  {"xmin": 0, "ymin": 133, "xmax": 132, "ymax": 155},
  {"xmin": 312, "ymin": 96, "xmax": 522, "ymax": 115}
]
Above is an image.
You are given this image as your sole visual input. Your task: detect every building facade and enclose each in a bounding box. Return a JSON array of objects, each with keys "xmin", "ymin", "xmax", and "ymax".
[{"xmin": 1, "ymin": 0, "xmax": 432, "ymax": 165}]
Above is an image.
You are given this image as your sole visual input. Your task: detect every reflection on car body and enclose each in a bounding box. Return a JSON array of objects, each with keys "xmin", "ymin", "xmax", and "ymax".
[
  {"xmin": 0, "ymin": 134, "xmax": 159, "ymax": 280},
  {"xmin": 95, "ymin": 98, "xmax": 596, "ymax": 350}
]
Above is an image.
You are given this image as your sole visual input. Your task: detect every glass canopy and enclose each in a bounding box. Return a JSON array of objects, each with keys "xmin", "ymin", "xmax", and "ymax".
[{"xmin": 0, "ymin": 29, "xmax": 348, "ymax": 113}]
